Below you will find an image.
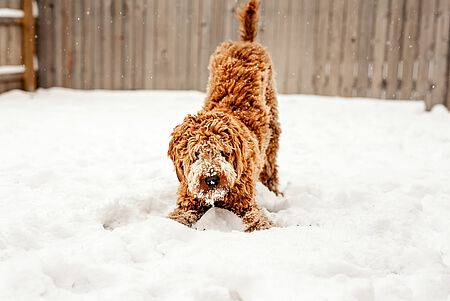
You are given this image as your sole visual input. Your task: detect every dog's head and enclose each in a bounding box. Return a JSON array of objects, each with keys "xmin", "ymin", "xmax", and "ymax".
[{"xmin": 168, "ymin": 111, "xmax": 250, "ymax": 204}]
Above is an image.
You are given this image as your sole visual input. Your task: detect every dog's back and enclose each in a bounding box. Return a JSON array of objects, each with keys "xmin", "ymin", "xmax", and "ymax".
[{"xmin": 204, "ymin": 0, "xmax": 277, "ymax": 150}]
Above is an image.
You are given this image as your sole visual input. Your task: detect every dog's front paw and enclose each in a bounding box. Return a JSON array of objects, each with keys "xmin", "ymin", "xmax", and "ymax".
[
  {"xmin": 168, "ymin": 208, "xmax": 202, "ymax": 228},
  {"xmin": 245, "ymin": 219, "xmax": 274, "ymax": 232},
  {"xmin": 242, "ymin": 208, "xmax": 274, "ymax": 232}
]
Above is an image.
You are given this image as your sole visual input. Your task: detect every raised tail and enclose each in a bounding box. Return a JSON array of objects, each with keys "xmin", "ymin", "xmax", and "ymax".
[{"xmin": 237, "ymin": 0, "xmax": 260, "ymax": 42}]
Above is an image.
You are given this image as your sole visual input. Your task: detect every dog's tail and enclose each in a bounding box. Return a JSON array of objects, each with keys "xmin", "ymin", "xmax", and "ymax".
[{"xmin": 237, "ymin": 0, "xmax": 260, "ymax": 42}]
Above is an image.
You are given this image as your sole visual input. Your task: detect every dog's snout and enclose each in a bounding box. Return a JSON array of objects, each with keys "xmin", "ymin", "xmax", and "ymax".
[{"xmin": 204, "ymin": 175, "xmax": 220, "ymax": 187}]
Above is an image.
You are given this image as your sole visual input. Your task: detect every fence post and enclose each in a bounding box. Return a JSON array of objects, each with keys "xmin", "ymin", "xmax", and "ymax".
[{"xmin": 22, "ymin": 0, "xmax": 36, "ymax": 92}]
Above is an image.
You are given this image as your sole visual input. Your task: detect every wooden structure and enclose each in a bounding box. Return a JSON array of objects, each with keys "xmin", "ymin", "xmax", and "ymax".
[
  {"xmin": 0, "ymin": 0, "xmax": 36, "ymax": 93},
  {"xmin": 6, "ymin": 0, "xmax": 450, "ymax": 110}
]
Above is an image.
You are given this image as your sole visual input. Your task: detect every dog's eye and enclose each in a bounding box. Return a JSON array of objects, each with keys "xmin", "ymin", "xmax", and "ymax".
[{"xmin": 220, "ymin": 151, "xmax": 229, "ymax": 160}]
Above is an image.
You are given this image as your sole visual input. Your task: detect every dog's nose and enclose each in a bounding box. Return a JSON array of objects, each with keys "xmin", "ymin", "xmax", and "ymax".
[{"xmin": 204, "ymin": 175, "xmax": 220, "ymax": 187}]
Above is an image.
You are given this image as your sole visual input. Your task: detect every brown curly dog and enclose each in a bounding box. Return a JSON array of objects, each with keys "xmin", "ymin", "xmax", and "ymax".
[{"xmin": 168, "ymin": 0, "xmax": 281, "ymax": 232}]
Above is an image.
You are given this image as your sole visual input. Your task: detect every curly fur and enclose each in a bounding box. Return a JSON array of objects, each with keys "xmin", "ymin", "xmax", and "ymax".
[{"xmin": 168, "ymin": 0, "xmax": 281, "ymax": 232}]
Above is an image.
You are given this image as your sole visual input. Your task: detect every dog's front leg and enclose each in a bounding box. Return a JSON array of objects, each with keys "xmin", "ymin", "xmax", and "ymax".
[
  {"xmin": 168, "ymin": 194, "xmax": 211, "ymax": 228},
  {"xmin": 168, "ymin": 207, "xmax": 208, "ymax": 228}
]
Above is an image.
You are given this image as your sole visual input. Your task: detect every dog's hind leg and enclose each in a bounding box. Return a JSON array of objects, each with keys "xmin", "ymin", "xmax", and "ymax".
[{"xmin": 259, "ymin": 84, "xmax": 282, "ymax": 196}]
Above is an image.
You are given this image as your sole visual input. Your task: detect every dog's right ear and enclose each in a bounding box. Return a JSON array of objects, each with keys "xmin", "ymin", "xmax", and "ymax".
[{"xmin": 168, "ymin": 115, "xmax": 193, "ymax": 182}]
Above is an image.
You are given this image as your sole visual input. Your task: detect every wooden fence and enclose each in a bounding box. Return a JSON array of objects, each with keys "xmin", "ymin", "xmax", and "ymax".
[
  {"xmin": 30, "ymin": 1, "xmax": 450, "ymax": 110},
  {"xmin": 0, "ymin": 0, "xmax": 36, "ymax": 93}
]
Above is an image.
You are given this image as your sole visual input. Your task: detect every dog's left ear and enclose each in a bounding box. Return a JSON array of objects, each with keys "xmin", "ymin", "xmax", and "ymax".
[{"xmin": 168, "ymin": 116, "xmax": 193, "ymax": 182}]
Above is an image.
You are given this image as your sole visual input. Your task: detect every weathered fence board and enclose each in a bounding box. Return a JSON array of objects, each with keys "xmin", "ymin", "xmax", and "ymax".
[
  {"xmin": 429, "ymin": 0, "xmax": 450, "ymax": 110},
  {"xmin": 385, "ymin": 0, "xmax": 405, "ymax": 99},
  {"xmin": 356, "ymin": 0, "xmax": 374, "ymax": 97},
  {"xmin": 32, "ymin": 0, "xmax": 450, "ymax": 110},
  {"xmin": 328, "ymin": 0, "xmax": 345, "ymax": 96},
  {"xmin": 340, "ymin": 0, "xmax": 359, "ymax": 97},
  {"xmin": 313, "ymin": 0, "xmax": 331, "ymax": 95},
  {"xmin": 399, "ymin": 0, "xmax": 420, "ymax": 100}
]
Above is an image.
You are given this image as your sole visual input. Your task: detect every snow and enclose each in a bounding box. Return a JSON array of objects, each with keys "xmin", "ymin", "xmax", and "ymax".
[
  {"xmin": 0, "ymin": 65, "xmax": 24, "ymax": 75},
  {"xmin": 0, "ymin": 88, "xmax": 449, "ymax": 300},
  {"xmin": 0, "ymin": 8, "xmax": 23, "ymax": 18}
]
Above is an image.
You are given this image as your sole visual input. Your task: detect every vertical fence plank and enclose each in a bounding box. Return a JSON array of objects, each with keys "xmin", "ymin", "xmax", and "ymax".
[
  {"xmin": 186, "ymin": 0, "xmax": 201, "ymax": 90},
  {"xmin": 133, "ymin": 0, "xmax": 145, "ymax": 89},
  {"xmin": 122, "ymin": 0, "xmax": 133, "ymax": 89},
  {"xmin": 101, "ymin": 0, "xmax": 113, "ymax": 89},
  {"xmin": 276, "ymin": 0, "xmax": 292, "ymax": 93},
  {"xmin": 300, "ymin": 0, "xmax": 316, "ymax": 94},
  {"xmin": 385, "ymin": 0, "xmax": 405, "ymax": 99},
  {"xmin": 416, "ymin": 0, "xmax": 437, "ymax": 103},
  {"xmin": 37, "ymin": 0, "xmax": 47, "ymax": 87},
  {"xmin": 62, "ymin": 0, "xmax": 73, "ymax": 87},
  {"xmin": 112, "ymin": 0, "xmax": 123, "ymax": 89},
  {"xmin": 198, "ymin": 0, "xmax": 212, "ymax": 91},
  {"xmin": 340, "ymin": 0, "xmax": 359, "ymax": 97},
  {"xmin": 223, "ymin": 0, "xmax": 237, "ymax": 42},
  {"xmin": 22, "ymin": 0, "xmax": 36, "ymax": 91},
  {"xmin": 356, "ymin": 0, "xmax": 375, "ymax": 97},
  {"xmin": 313, "ymin": 0, "xmax": 331, "ymax": 95},
  {"xmin": 72, "ymin": 0, "xmax": 83, "ymax": 89},
  {"xmin": 0, "ymin": 26, "xmax": 5, "ymax": 67},
  {"xmin": 369, "ymin": 0, "xmax": 389, "ymax": 98},
  {"xmin": 48, "ymin": 0, "xmax": 56, "ymax": 87},
  {"xmin": 427, "ymin": 0, "xmax": 450, "ymax": 110},
  {"xmin": 40, "ymin": 0, "xmax": 55, "ymax": 87},
  {"xmin": 285, "ymin": 0, "xmax": 303, "ymax": 94},
  {"xmin": 260, "ymin": 0, "xmax": 279, "ymax": 86},
  {"xmin": 399, "ymin": 0, "xmax": 420, "ymax": 100},
  {"xmin": 92, "ymin": 0, "xmax": 103, "ymax": 88},
  {"xmin": 52, "ymin": 0, "xmax": 63, "ymax": 87},
  {"xmin": 143, "ymin": 0, "xmax": 155, "ymax": 89},
  {"xmin": 209, "ymin": 0, "xmax": 226, "ymax": 62},
  {"xmin": 176, "ymin": 0, "xmax": 189, "ymax": 90},
  {"xmin": 154, "ymin": 0, "xmax": 169, "ymax": 89},
  {"xmin": 328, "ymin": 0, "xmax": 345, "ymax": 95},
  {"xmin": 165, "ymin": 0, "xmax": 177, "ymax": 90}
]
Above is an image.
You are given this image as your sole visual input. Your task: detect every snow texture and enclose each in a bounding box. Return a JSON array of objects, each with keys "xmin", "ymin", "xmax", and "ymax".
[{"xmin": 0, "ymin": 88, "xmax": 449, "ymax": 301}]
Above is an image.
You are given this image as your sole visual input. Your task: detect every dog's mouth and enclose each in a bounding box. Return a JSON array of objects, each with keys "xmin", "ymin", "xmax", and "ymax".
[
  {"xmin": 195, "ymin": 187, "xmax": 229, "ymax": 205},
  {"xmin": 195, "ymin": 171, "xmax": 229, "ymax": 205}
]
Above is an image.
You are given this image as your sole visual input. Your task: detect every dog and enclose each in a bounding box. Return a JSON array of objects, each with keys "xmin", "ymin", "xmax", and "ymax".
[{"xmin": 168, "ymin": 0, "xmax": 281, "ymax": 232}]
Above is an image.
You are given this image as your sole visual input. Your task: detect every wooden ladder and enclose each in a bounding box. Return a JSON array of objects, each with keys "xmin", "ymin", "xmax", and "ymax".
[{"xmin": 0, "ymin": 0, "xmax": 36, "ymax": 92}]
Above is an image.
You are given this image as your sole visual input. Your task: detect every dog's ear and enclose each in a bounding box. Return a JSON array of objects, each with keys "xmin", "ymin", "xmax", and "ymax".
[
  {"xmin": 228, "ymin": 121, "xmax": 253, "ymax": 180},
  {"xmin": 168, "ymin": 116, "xmax": 193, "ymax": 182}
]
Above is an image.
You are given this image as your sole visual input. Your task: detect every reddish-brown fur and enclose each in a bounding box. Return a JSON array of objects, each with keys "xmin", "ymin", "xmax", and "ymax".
[{"xmin": 168, "ymin": 0, "xmax": 281, "ymax": 232}]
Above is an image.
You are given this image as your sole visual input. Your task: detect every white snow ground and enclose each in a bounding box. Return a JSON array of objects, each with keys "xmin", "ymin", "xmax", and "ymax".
[{"xmin": 0, "ymin": 88, "xmax": 449, "ymax": 301}]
